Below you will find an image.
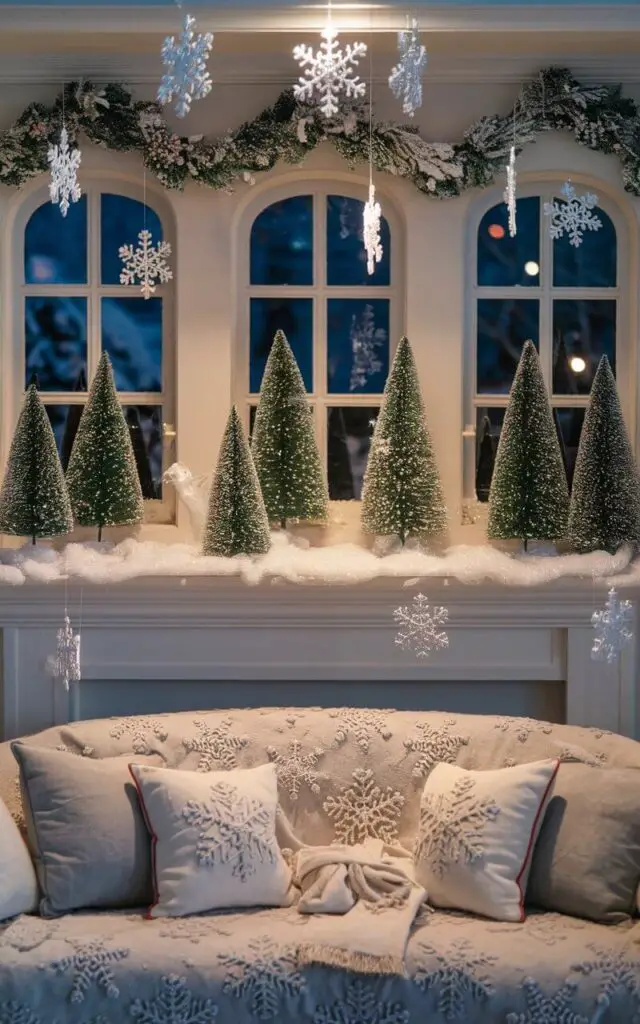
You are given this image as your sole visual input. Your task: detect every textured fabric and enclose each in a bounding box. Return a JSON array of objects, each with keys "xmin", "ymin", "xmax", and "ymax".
[
  {"xmin": 12, "ymin": 743, "xmax": 159, "ymax": 917},
  {"xmin": 527, "ymin": 763, "xmax": 640, "ymax": 923},
  {"xmin": 415, "ymin": 760, "xmax": 559, "ymax": 922},
  {"xmin": 130, "ymin": 762, "xmax": 292, "ymax": 917},
  {"xmin": 0, "ymin": 794, "xmax": 38, "ymax": 921}
]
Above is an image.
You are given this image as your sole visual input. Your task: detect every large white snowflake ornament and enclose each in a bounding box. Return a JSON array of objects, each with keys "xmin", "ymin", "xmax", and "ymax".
[
  {"xmin": 47, "ymin": 126, "xmax": 82, "ymax": 217},
  {"xmin": 293, "ymin": 27, "xmax": 367, "ymax": 119},
  {"xmin": 591, "ymin": 587, "xmax": 634, "ymax": 664},
  {"xmin": 543, "ymin": 180, "xmax": 602, "ymax": 248},
  {"xmin": 394, "ymin": 592, "xmax": 449, "ymax": 658},
  {"xmin": 119, "ymin": 229, "xmax": 173, "ymax": 300},
  {"xmin": 388, "ymin": 18, "xmax": 427, "ymax": 118},
  {"xmin": 51, "ymin": 614, "xmax": 81, "ymax": 691},
  {"xmin": 363, "ymin": 182, "xmax": 383, "ymax": 276},
  {"xmin": 158, "ymin": 13, "xmax": 214, "ymax": 118},
  {"xmin": 504, "ymin": 145, "xmax": 517, "ymax": 238}
]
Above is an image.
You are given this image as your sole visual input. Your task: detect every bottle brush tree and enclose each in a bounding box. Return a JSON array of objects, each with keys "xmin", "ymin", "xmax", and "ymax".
[
  {"xmin": 0, "ymin": 383, "xmax": 73, "ymax": 544},
  {"xmin": 568, "ymin": 355, "xmax": 640, "ymax": 553},
  {"xmin": 203, "ymin": 406, "xmax": 271, "ymax": 557},
  {"xmin": 251, "ymin": 330, "xmax": 328, "ymax": 528},
  {"xmin": 361, "ymin": 336, "xmax": 447, "ymax": 544},
  {"xmin": 66, "ymin": 352, "xmax": 144, "ymax": 541},
  {"xmin": 488, "ymin": 340, "xmax": 569, "ymax": 546}
]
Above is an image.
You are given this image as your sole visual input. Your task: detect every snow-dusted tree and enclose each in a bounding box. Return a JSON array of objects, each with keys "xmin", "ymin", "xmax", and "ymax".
[
  {"xmin": 361, "ymin": 336, "xmax": 447, "ymax": 544},
  {"xmin": 203, "ymin": 406, "xmax": 271, "ymax": 557},
  {"xmin": 568, "ymin": 356, "xmax": 640, "ymax": 553},
  {"xmin": 0, "ymin": 384, "xmax": 73, "ymax": 544},
  {"xmin": 488, "ymin": 340, "xmax": 569, "ymax": 545},
  {"xmin": 66, "ymin": 352, "xmax": 144, "ymax": 541},
  {"xmin": 251, "ymin": 330, "xmax": 328, "ymax": 528}
]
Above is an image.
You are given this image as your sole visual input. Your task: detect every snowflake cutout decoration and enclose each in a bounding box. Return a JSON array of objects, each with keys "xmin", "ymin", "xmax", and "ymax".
[
  {"xmin": 394, "ymin": 593, "xmax": 449, "ymax": 658},
  {"xmin": 415, "ymin": 775, "xmax": 500, "ymax": 878},
  {"xmin": 51, "ymin": 614, "xmax": 81, "ymax": 691},
  {"xmin": 323, "ymin": 767, "xmax": 404, "ymax": 845},
  {"xmin": 47, "ymin": 126, "xmax": 82, "ymax": 218},
  {"xmin": 267, "ymin": 739, "xmax": 324, "ymax": 801},
  {"xmin": 119, "ymin": 229, "xmax": 173, "ymax": 300},
  {"xmin": 504, "ymin": 145, "xmax": 517, "ymax": 238},
  {"xmin": 313, "ymin": 979, "xmax": 409, "ymax": 1024},
  {"xmin": 182, "ymin": 781, "xmax": 276, "ymax": 881},
  {"xmin": 158, "ymin": 14, "xmax": 214, "ymax": 118},
  {"xmin": 388, "ymin": 18, "xmax": 427, "ymax": 118},
  {"xmin": 130, "ymin": 973, "xmax": 218, "ymax": 1024},
  {"xmin": 293, "ymin": 26, "xmax": 367, "ymax": 119},
  {"xmin": 413, "ymin": 939, "xmax": 496, "ymax": 1021},
  {"xmin": 183, "ymin": 717, "xmax": 248, "ymax": 771},
  {"xmin": 506, "ymin": 977, "xmax": 588, "ymax": 1024},
  {"xmin": 45, "ymin": 938, "xmax": 129, "ymax": 1003},
  {"xmin": 543, "ymin": 180, "xmax": 602, "ymax": 248},
  {"xmin": 573, "ymin": 944, "xmax": 640, "ymax": 1020},
  {"xmin": 363, "ymin": 182, "xmax": 383, "ymax": 276},
  {"xmin": 220, "ymin": 936, "xmax": 305, "ymax": 1021},
  {"xmin": 404, "ymin": 721, "xmax": 469, "ymax": 779},
  {"xmin": 591, "ymin": 587, "xmax": 633, "ymax": 663}
]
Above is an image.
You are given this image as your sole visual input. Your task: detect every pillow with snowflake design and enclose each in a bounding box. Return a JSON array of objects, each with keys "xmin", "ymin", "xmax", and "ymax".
[
  {"xmin": 129, "ymin": 761, "xmax": 293, "ymax": 917},
  {"xmin": 414, "ymin": 759, "xmax": 558, "ymax": 922}
]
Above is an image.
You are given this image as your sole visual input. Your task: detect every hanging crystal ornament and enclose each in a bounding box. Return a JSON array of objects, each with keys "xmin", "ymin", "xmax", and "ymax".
[
  {"xmin": 388, "ymin": 17, "xmax": 427, "ymax": 118},
  {"xmin": 543, "ymin": 180, "xmax": 602, "ymax": 248},
  {"xmin": 591, "ymin": 587, "xmax": 633, "ymax": 664},
  {"xmin": 363, "ymin": 51, "xmax": 383, "ymax": 277},
  {"xmin": 293, "ymin": 0, "xmax": 366, "ymax": 119},
  {"xmin": 119, "ymin": 169, "xmax": 173, "ymax": 299},
  {"xmin": 48, "ymin": 86, "xmax": 82, "ymax": 217},
  {"xmin": 157, "ymin": 4, "xmax": 214, "ymax": 118},
  {"xmin": 394, "ymin": 592, "xmax": 449, "ymax": 658},
  {"xmin": 503, "ymin": 103, "xmax": 517, "ymax": 237}
]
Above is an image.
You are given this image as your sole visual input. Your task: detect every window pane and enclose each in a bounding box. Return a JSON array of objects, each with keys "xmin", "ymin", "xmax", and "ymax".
[
  {"xmin": 250, "ymin": 297, "xmax": 313, "ymax": 392},
  {"xmin": 552, "ymin": 299, "xmax": 616, "ymax": 396},
  {"xmin": 101, "ymin": 194, "xmax": 164, "ymax": 286},
  {"xmin": 327, "ymin": 195, "xmax": 391, "ymax": 286},
  {"xmin": 101, "ymin": 297, "xmax": 162, "ymax": 392},
  {"xmin": 328, "ymin": 406, "xmax": 379, "ymax": 500},
  {"xmin": 477, "ymin": 197, "xmax": 540, "ymax": 287},
  {"xmin": 475, "ymin": 407, "xmax": 504, "ymax": 502},
  {"xmin": 476, "ymin": 299, "xmax": 539, "ymax": 394},
  {"xmin": 25, "ymin": 297, "xmax": 87, "ymax": 391},
  {"xmin": 553, "ymin": 205, "xmax": 616, "ymax": 288},
  {"xmin": 554, "ymin": 407, "xmax": 585, "ymax": 490},
  {"xmin": 24, "ymin": 196, "xmax": 87, "ymax": 285},
  {"xmin": 327, "ymin": 299, "xmax": 389, "ymax": 394},
  {"xmin": 45, "ymin": 403, "xmax": 84, "ymax": 472},
  {"xmin": 250, "ymin": 196, "xmax": 313, "ymax": 286}
]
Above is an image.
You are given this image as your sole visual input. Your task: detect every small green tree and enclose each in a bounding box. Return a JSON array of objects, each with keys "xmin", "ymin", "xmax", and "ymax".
[
  {"xmin": 568, "ymin": 355, "xmax": 640, "ymax": 553},
  {"xmin": 66, "ymin": 352, "xmax": 144, "ymax": 541},
  {"xmin": 0, "ymin": 384, "xmax": 73, "ymax": 544},
  {"xmin": 251, "ymin": 330, "xmax": 328, "ymax": 527},
  {"xmin": 203, "ymin": 406, "xmax": 271, "ymax": 557},
  {"xmin": 488, "ymin": 340, "xmax": 569, "ymax": 545},
  {"xmin": 361, "ymin": 336, "xmax": 447, "ymax": 544}
]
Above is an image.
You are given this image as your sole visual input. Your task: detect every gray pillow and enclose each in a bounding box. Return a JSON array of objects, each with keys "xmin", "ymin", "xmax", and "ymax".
[
  {"xmin": 12, "ymin": 742, "xmax": 157, "ymax": 917},
  {"xmin": 526, "ymin": 763, "xmax": 640, "ymax": 923}
]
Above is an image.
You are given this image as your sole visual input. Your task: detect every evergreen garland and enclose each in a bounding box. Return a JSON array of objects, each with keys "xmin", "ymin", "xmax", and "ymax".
[{"xmin": 1, "ymin": 67, "xmax": 639, "ymax": 198}]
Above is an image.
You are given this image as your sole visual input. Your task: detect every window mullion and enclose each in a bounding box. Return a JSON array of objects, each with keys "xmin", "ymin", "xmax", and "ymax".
[
  {"xmin": 88, "ymin": 189, "xmax": 101, "ymax": 386},
  {"xmin": 315, "ymin": 192, "xmax": 326, "ymax": 400}
]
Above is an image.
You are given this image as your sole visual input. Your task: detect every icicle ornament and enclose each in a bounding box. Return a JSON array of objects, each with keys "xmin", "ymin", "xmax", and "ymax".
[
  {"xmin": 53, "ymin": 614, "xmax": 81, "ymax": 691},
  {"xmin": 388, "ymin": 18, "xmax": 427, "ymax": 117},
  {"xmin": 591, "ymin": 587, "xmax": 633, "ymax": 664},
  {"xmin": 293, "ymin": 26, "xmax": 367, "ymax": 119},
  {"xmin": 158, "ymin": 13, "xmax": 214, "ymax": 118},
  {"xmin": 543, "ymin": 180, "xmax": 602, "ymax": 248},
  {"xmin": 363, "ymin": 182, "xmax": 383, "ymax": 276},
  {"xmin": 394, "ymin": 592, "xmax": 449, "ymax": 658},
  {"xmin": 48, "ymin": 126, "xmax": 82, "ymax": 217},
  {"xmin": 504, "ymin": 145, "xmax": 517, "ymax": 238}
]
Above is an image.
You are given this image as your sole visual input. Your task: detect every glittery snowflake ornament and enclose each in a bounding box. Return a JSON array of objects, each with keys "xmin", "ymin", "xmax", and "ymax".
[
  {"xmin": 158, "ymin": 13, "xmax": 214, "ymax": 118},
  {"xmin": 293, "ymin": 26, "xmax": 367, "ymax": 119},
  {"xmin": 119, "ymin": 229, "xmax": 173, "ymax": 300},
  {"xmin": 388, "ymin": 18, "xmax": 427, "ymax": 117},
  {"xmin": 394, "ymin": 592, "xmax": 449, "ymax": 658},
  {"xmin": 363, "ymin": 182, "xmax": 383, "ymax": 276},
  {"xmin": 52, "ymin": 614, "xmax": 81, "ymax": 691},
  {"xmin": 504, "ymin": 145, "xmax": 517, "ymax": 238},
  {"xmin": 543, "ymin": 180, "xmax": 602, "ymax": 248},
  {"xmin": 48, "ymin": 126, "xmax": 82, "ymax": 217},
  {"xmin": 591, "ymin": 587, "xmax": 633, "ymax": 664}
]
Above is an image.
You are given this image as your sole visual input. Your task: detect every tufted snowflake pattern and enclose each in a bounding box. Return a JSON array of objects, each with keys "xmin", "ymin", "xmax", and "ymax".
[
  {"xmin": 0, "ymin": 1004, "xmax": 41, "ymax": 1024},
  {"xmin": 330, "ymin": 708, "xmax": 393, "ymax": 753},
  {"xmin": 323, "ymin": 768, "xmax": 404, "ymax": 845},
  {"xmin": 413, "ymin": 939, "xmax": 496, "ymax": 1020},
  {"xmin": 404, "ymin": 721, "xmax": 469, "ymax": 779},
  {"xmin": 182, "ymin": 781, "xmax": 275, "ymax": 881},
  {"xmin": 493, "ymin": 717, "xmax": 553, "ymax": 743},
  {"xmin": 157, "ymin": 918, "xmax": 231, "ymax": 943},
  {"xmin": 219, "ymin": 936, "xmax": 305, "ymax": 1020},
  {"xmin": 506, "ymin": 977, "xmax": 588, "ymax": 1024},
  {"xmin": 267, "ymin": 740, "xmax": 324, "ymax": 801},
  {"xmin": 0, "ymin": 916, "xmax": 58, "ymax": 953},
  {"xmin": 312, "ymin": 979, "xmax": 409, "ymax": 1024},
  {"xmin": 573, "ymin": 944, "xmax": 640, "ymax": 1021},
  {"xmin": 109, "ymin": 716, "xmax": 168, "ymax": 755},
  {"xmin": 183, "ymin": 718, "xmax": 248, "ymax": 771},
  {"xmin": 415, "ymin": 775, "xmax": 500, "ymax": 877},
  {"xmin": 46, "ymin": 938, "xmax": 129, "ymax": 1003},
  {"xmin": 130, "ymin": 973, "xmax": 218, "ymax": 1024}
]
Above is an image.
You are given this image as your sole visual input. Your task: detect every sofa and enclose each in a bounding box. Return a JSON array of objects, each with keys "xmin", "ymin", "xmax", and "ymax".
[{"xmin": 1, "ymin": 706, "xmax": 640, "ymax": 1023}]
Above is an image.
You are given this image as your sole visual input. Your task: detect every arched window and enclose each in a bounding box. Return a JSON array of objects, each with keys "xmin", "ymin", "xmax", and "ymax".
[
  {"xmin": 241, "ymin": 186, "xmax": 400, "ymax": 500},
  {"xmin": 467, "ymin": 185, "xmax": 620, "ymax": 504},
  {"xmin": 20, "ymin": 186, "xmax": 175, "ymax": 522}
]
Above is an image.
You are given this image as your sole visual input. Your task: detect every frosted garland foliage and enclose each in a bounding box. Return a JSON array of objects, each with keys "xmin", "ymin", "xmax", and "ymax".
[
  {"xmin": 394, "ymin": 592, "xmax": 449, "ymax": 658},
  {"xmin": 157, "ymin": 13, "xmax": 214, "ymax": 118},
  {"xmin": 488, "ymin": 342, "xmax": 569, "ymax": 544},
  {"xmin": 591, "ymin": 587, "xmax": 633, "ymax": 663},
  {"xmin": 65, "ymin": 352, "xmax": 144, "ymax": 540},
  {"xmin": 293, "ymin": 27, "xmax": 367, "ymax": 119},
  {"xmin": 119, "ymin": 229, "xmax": 173, "ymax": 300},
  {"xmin": 388, "ymin": 18, "xmax": 427, "ymax": 118},
  {"xmin": 0, "ymin": 384, "xmax": 72, "ymax": 543},
  {"xmin": 363, "ymin": 182, "xmax": 383, "ymax": 275},
  {"xmin": 504, "ymin": 146, "xmax": 517, "ymax": 237},
  {"xmin": 543, "ymin": 180, "xmax": 602, "ymax": 248},
  {"xmin": 203, "ymin": 406, "xmax": 271, "ymax": 558},
  {"xmin": 361, "ymin": 336, "xmax": 447, "ymax": 544},
  {"xmin": 251, "ymin": 331, "xmax": 328, "ymax": 528},
  {"xmin": 568, "ymin": 357, "xmax": 640, "ymax": 554},
  {"xmin": 47, "ymin": 126, "xmax": 81, "ymax": 217}
]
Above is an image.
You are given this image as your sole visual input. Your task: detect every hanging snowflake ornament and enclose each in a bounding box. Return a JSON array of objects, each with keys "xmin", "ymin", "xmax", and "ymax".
[
  {"xmin": 158, "ymin": 13, "xmax": 214, "ymax": 118},
  {"xmin": 543, "ymin": 180, "xmax": 602, "ymax": 248},
  {"xmin": 119, "ymin": 229, "xmax": 173, "ymax": 300},
  {"xmin": 388, "ymin": 18, "xmax": 427, "ymax": 118},
  {"xmin": 504, "ymin": 145, "xmax": 517, "ymax": 238},
  {"xmin": 51, "ymin": 614, "xmax": 81, "ymax": 691},
  {"xmin": 394, "ymin": 592, "xmax": 449, "ymax": 658},
  {"xmin": 293, "ymin": 26, "xmax": 367, "ymax": 119},
  {"xmin": 591, "ymin": 587, "xmax": 633, "ymax": 664},
  {"xmin": 47, "ymin": 126, "xmax": 82, "ymax": 217},
  {"xmin": 363, "ymin": 182, "xmax": 383, "ymax": 276}
]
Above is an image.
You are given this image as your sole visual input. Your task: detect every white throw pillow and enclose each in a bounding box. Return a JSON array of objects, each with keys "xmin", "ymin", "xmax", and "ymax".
[
  {"xmin": 129, "ymin": 761, "xmax": 292, "ymax": 917},
  {"xmin": 0, "ymin": 794, "xmax": 38, "ymax": 920},
  {"xmin": 414, "ymin": 759, "xmax": 558, "ymax": 922}
]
